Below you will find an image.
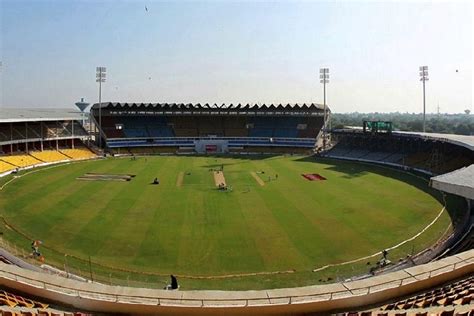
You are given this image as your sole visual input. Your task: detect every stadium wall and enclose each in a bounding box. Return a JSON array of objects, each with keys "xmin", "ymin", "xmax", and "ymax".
[{"xmin": 1, "ymin": 250, "xmax": 472, "ymax": 315}]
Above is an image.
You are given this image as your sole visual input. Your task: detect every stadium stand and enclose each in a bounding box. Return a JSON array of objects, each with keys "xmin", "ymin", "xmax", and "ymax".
[
  {"xmin": 59, "ymin": 148, "xmax": 96, "ymax": 160},
  {"xmin": 0, "ymin": 290, "xmax": 49, "ymax": 309},
  {"xmin": 29, "ymin": 151, "xmax": 69, "ymax": 163},
  {"xmin": 324, "ymin": 129, "xmax": 474, "ymax": 175},
  {"xmin": 0, "ymin": 109, "xmax": 97, "ymax": 175},
  {"xmin": 91, "ymin": 103, "xmax": 326, "ymax": 154},
  {"xmin": 0, "ymin": 155, "xmax": 42, "ymax": 168},
  {"xmin": 0, "ymin": 161, "xmax": 16, "ymax": 173},
  {"xmin": 0, "ymin": 289, "xmax": 94, "ymax": 316},
  {"xmin": 339, "ymin": 282, "xmax": 474, "ymax": 315},
  {"xmin": 0, "ymin": 147, "xmax": 97, "ymax": 174},
  {"xmin": 0, "ymin": 108, "xmax": 473, "ymax": 315}
]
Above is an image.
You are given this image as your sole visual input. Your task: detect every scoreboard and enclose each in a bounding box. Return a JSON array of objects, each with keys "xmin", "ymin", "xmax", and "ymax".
[{"xmin": 363, "ymin": 121, "xmax": 393, "ymax": 134}]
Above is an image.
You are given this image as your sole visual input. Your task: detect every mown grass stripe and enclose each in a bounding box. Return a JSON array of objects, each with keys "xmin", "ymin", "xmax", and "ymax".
[{"xmin": 0, "ymin": 155, "xmax": 452, "ymax": 287}]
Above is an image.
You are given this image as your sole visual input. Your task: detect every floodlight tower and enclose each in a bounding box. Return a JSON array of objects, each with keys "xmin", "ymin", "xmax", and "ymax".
[
  {"xmin": 419, "ymin": 66, "xmax": 429, "ymax": 133},
  {"xmin": 96, "ymin": 67, "xmax": 106, "ymax": 148},
  {"xmin": 320, "ymin": 68, "xmax": 329, "ymax": 150}
]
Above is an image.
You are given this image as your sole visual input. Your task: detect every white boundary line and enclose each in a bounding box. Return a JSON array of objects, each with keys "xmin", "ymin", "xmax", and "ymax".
[
  {"xmin": 0, "ymin": 158, "xmax": 101, "ymax": 192},
  {"xmin": 0, "ymin": 157, "xmax": 450, "ymax": 279},
  {"xmin": 312, "ymin": 205, "xmax": 447, "ymax": 272}
]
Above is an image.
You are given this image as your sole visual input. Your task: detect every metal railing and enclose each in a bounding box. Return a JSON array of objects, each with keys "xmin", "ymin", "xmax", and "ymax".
[{"xmin": 1, "ymin": 252, "xmax": 472, "ymax": 308}]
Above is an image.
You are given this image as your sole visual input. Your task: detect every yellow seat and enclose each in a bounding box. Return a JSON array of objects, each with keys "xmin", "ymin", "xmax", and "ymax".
[
  {"xmin": 60, "ymin": 148, "xmax": 96, "ymax": 160},
  {"xmin": 0, "ymin": 160, "xmax": 16, "ymax": 173},
  {"xmin": 29, "ymin": 150, "xmax": 69, "ymax": 163},
  {"xmin": 0, "ymin": 155, "xmax": 41, "ymax": 168}
]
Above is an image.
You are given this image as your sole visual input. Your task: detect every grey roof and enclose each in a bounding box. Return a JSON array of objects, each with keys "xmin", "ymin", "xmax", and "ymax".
[
  {"xmin": 430, "ymin": 165, "xmax": 474, "ymax": 199},
  {"xmin": 393, "ymin": 131, "xmax": 474, "ymax": 151},
  {"xmin": 91, "ymin": 102, "xmax": 327, "ymax": 112},
  {"xmin": 0, "ymin": 107, "xmax": 84, "ymax": 123}
]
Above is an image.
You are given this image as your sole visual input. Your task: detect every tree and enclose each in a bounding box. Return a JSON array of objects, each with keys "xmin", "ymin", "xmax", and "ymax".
[
  {"xmin": 454, "ymin": 124, "xmax": 470, "ymax": 135},
  {"xmin": 407, "ymin": 120, "xmax": 423, "ymax": 132}
]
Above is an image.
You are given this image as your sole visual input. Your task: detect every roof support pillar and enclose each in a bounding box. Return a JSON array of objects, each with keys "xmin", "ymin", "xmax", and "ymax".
[{"xmin": 25, "ymin": 122, "xmax": 28, "ymax": 153}]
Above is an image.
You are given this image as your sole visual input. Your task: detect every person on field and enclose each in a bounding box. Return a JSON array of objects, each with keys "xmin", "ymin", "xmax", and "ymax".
[
  {"xmin": 165, "ymin": 275, "xmax": 179, "ymax": 290},
  {"xmin": 31, "ymin": 240, "xmax": 42, "ymax": 257}
]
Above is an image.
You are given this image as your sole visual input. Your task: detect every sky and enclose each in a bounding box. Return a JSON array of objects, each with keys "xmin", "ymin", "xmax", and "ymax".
[{"xmin": 0, "ymin": 0, "xmax": 472, "ymax": 114}]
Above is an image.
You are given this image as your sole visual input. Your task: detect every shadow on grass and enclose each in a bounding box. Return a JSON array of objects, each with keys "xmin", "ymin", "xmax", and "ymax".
[
  {"xmin": 195, "ymin": 153, "xmax": 290, "ymax": 169},
  {"xmin": 293, "ymin": 155, "xmax": 467, "ymax": 228}
]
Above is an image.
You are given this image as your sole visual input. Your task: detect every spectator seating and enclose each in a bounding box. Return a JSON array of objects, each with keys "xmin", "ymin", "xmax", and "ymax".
[
  {"xmin": 247, "ymin": 117, "xmax": 306, "ymax": 138},
  {"xmin": 326, "ymin": 132, "xmax": 474, "ymax": 175},
  {"xmin": 334, "ymin": 309, "xmax": 474, "ymax": 316},
  {"xmin": 0, "ymin": 289, "xmax": 93, "ymax": 315},
  {"xmin": 0, "ymin": 155, "xmax": 41, "ymax": 168},
  {"xmin": 174, "ymin": 128, "xmax": 199, "ymax": 137},
  {"xmin": 224, "ymin": 128, "xmax": 248, "ymax": 137},
  {"xmin": 60, "ymin": 148, "xmax": 96, "ymax": 160},
  {"xmin": 333, "ymin": 275, "xmax": 474, "ymax": 316},
  {"xmin": 378, "ymin": 276, "xmax": 473, "ymax": 312},
  {"xmin": 116, "ymin": 116, "xmax": 175, "ymax": 138},
  {"xmin": 0, "ymin": 160, "xmax": 16, "ymax": 173},
  {"xmin": 29, "ymin": 151, "xmax": 69, "ymax": 163},
  {"xmin": 99, "ymin": 115, "xmax": 321, "ymax": 140},
  {"xmin": 0, "ymin": 146, "xmax": 96, "ymax": 173},
  {"xmin": 383, "ymin": 153, "xmax": 405, "ymax": 164},
  {"xmin": 249, "ymin": 127, "xmax": 273, "ymax": 137},
  {"xmin": 404, "ymin": 152, "xmax": 431, "ymax": 168},
  {"xmin": 0, "ymin": 290, "xmax": 48, "ymax": 309}
]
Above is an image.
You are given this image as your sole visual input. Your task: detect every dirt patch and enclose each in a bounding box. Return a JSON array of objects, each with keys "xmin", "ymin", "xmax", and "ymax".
[
  {"xmin": 176, "ymin": 172, "xmax": 184, "ymax": 187},
  {"xmin": 250, "ymin": 172, "xmax": 265, "ymax": 186},
  {"xmin": 302, "ymin": 173, "xmax": 326, "ymax": 181},
  {"xmin": 213, "ymin": 171, "xmax": 226, "ymax": 187}
]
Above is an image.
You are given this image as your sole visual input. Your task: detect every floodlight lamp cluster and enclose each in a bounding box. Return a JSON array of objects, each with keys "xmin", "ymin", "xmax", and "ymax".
[
  {"xmin": 419, "ymin": 66, "xmax": 429, "ymax": 82},
  {"xmin": 96, "ymin": 67, "xmax": 107, "ymax": 83},
  {"xmin": 319, "ymin": 68, "xmax": 329, "ymax": 84}
]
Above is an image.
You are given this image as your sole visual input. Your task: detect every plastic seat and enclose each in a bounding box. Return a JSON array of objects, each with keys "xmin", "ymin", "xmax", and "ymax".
[
  {"xmin": 454, "ymin": 295, "xmax": 472, "ymax": 305},
  {"xmin": 382, "ymin": 303, "xmax": 395, "ymax": 310},
  {"xmin": 440, "ymin": 309, "xmax": 455, "ymax": 316},
  {"xmin": 438, "ymin": 295, "xmax": 455, "ymax": 306},
  {"xmin": 416, "ymin": 298, "xmax": 433, "ymax": 308}
]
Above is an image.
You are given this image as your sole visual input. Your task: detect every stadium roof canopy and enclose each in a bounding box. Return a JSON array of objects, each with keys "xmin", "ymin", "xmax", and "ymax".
[
  {"xmin": 430, "ymin": 165, "xmax": 474, "ymax": 200},
  {"xmin": 393, "ymin": 131, "xmax": 474, "ymax": 151},
  {"xmin": 0, "ymin": 107, "xmax": 83, "ymax": 123},
  {"xmin": 92, "ymin": 102, "xmax": 326, "ymax": 112}
]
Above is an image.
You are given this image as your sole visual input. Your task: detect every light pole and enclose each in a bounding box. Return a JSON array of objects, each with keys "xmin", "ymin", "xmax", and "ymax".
[
  {"xmin": 419, "ymin": 66, "xmax": 429, "ymax": 133},
  {"xmin": 96, "ymin": 66, "xmax": 106, "ymax": 148},
  {"xmin": 320, "ymin": 68, "xmax": 329, "ymax": 150}
]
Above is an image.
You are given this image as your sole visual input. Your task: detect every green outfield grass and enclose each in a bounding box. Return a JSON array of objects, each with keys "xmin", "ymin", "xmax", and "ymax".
[{"xmin": 0, "ymin": 155, "xmax": 458, "ymax": 290}]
